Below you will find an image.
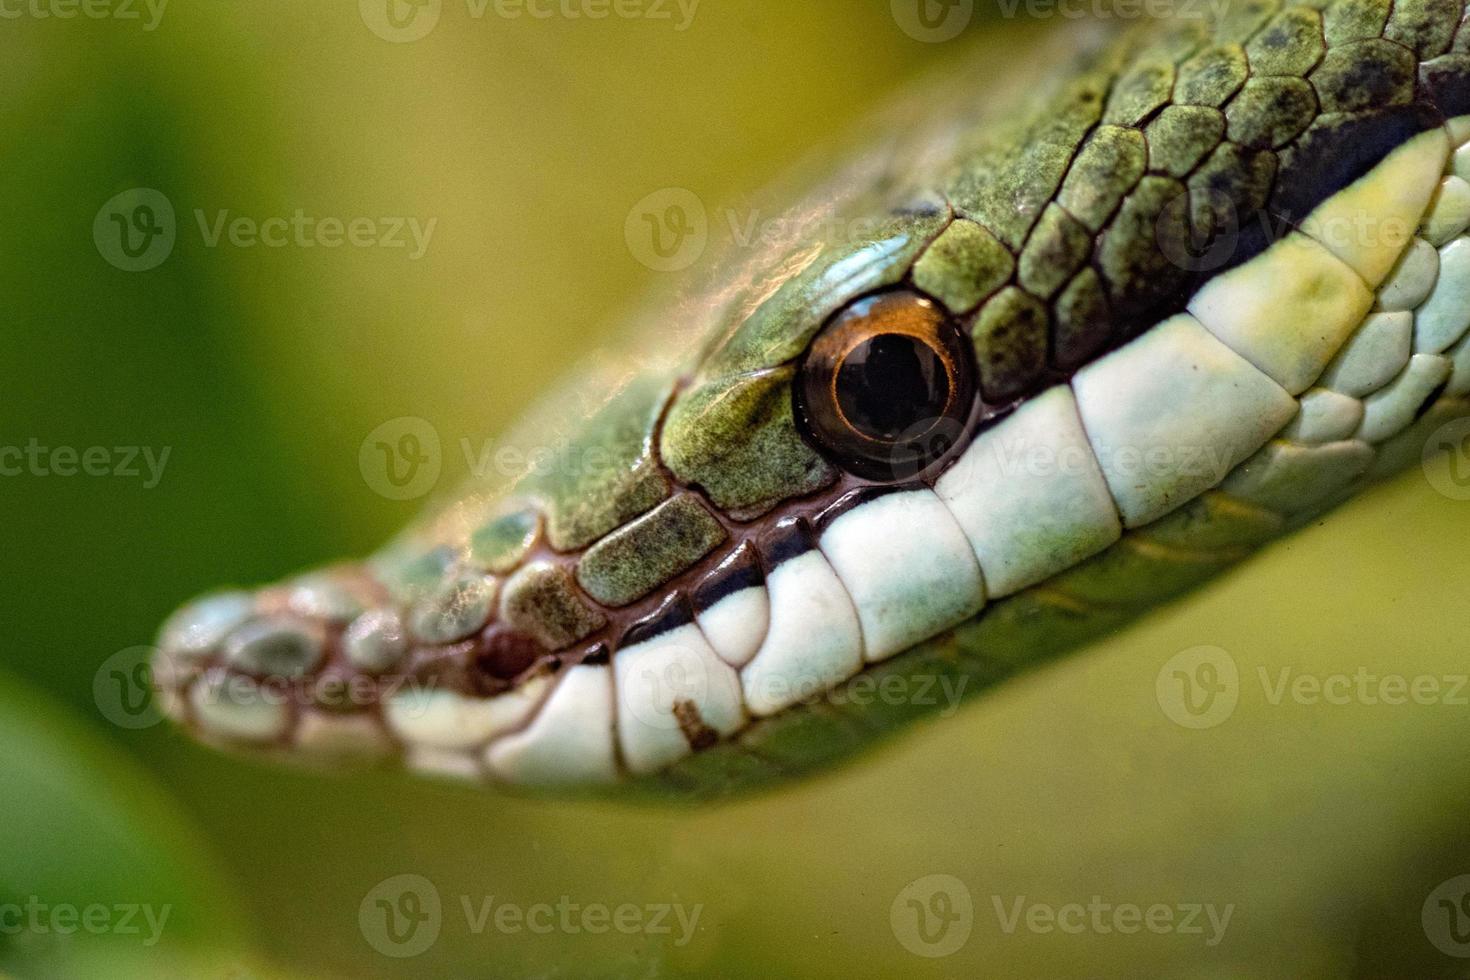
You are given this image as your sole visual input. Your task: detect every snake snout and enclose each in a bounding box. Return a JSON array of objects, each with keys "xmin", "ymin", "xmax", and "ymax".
[{"xmin": 153, "ymin": 566, "xmax": 409, "ymax": 763}]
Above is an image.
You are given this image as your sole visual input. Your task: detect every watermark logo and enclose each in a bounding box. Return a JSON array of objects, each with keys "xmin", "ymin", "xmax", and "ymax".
[
  {"xmin": 625, "ymin": 187, "xmax": 707, "ymax": 272},
  {"xmin": 94, "ymin": 188, "xmax": 175, "ymax": 272},
  {"xmin": 360, "ymin": 0, "xmax": 442, "ymax": 42},
  {"xmin": 359, "ymin": 878, "xmax": 703, "ymax": 957},
  {"xmin": 890, "ymin": 874, "xmax": 973, "ymax": 958},
  {"xmin": 360, "ymin": 874, "xmax": 443, "ymax": 958},
  {"xmin": 1423, "ymin": 417, "xmax": 1470, "ymax": 502},
  {"xmin": 94, "ymin": 646, "xmax": 164, "ymax": 730},
  {"xmin": 1423, "ymin": 874, "xmax": 1470, "ymax": 958},
  {"xmin": 0, "ymin": 0, "xmax": 168, "ymax": 30},
  {"xmin": 1156, "ymin": 645, "xmax": 1239, "ymax": 729},
  {"xmin": 360, "ymin": 417, "xmax": 442, "ymax": 500},
  {"xmin": 621, "ymin": 642, "xmax": 715, "ymax": 734},
  {"xmin": 890, "ymin": 0, "xmax": 972, "ymax": 42}
]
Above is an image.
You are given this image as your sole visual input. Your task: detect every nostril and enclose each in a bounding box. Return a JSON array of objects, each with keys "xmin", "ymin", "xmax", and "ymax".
[{"xmin": 475, "ymin": 626, "xmax": 543, "ymax": 687}]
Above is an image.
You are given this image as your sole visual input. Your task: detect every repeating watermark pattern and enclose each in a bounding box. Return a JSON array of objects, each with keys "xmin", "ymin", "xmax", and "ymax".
[
  {"xmin": 359, "ymin": 0, "xmax": 699, "ymax": 43},
  {"xmin": 0, "ymin": 899, "xmax": 171, "ymax": 948},
  {"xmin": 360, "ymin": 875, "xmax": 443, "ymax": 959},
  {"xmin": 191, "ymin": 669, "xmax": 444, "ymax": 711},
  {"xmin": 359, "ymin": 875, "xmax": 702, "ymax": 958},
  {"xmin": 991, "ymin": 435, "xmax": 1236, "ymax": 486},
  {"xmin": 624, "ymin": 187, "xmax": 707, "ymax": 272},
  {"xmin": 1257, "ymin": 667, "xmax": 1469, "ymax": 708},
  {"xmin": 360, "ymin": 417, "xmax": 443, "ymax": 501},
  {"xmin": 622, "ymin": 647, "xmax": 969, "ymax": 733},
  {"xmin": 194, "ymin": 210, "xmax": 436, "ymax": 258},
  {"xmin": 460, "ymin": 895, "xmax": 701, "ymax": 945},
  {"xmin": 890, "ymin": 874, "xmax": 974, "ymax": 958},
  {"xmin": 95, "ymin": 189, "xmax": 436, "ymax": 272},
  {"xmin": 94, "ymin": 646, "xmax": 165, "ymax": 730},
  {"xmin": 359, "ymin": 0, "xmax": 442, "ymax": 42},
  {"xmin": 1156, "ymin": 646, "xmax": 1239, "ymax": 729},
  {"xmin": 992, "ymin": 0, "xmax": 1229, "ymax": 21},
  {"xmin": 98, "ymin": 645, "xmax": 452, "ymax": 731},
  {"xmin": 0, "ymin": 440, "xmax": 170, "ymax": 488},
  {"xmin": 991, "ymin": 895, "xmax": 1233, "ymax": 946},
  {"xmin": 623, "ymin": 189, "xmax": 890, "ymax": 273},
  {"xmin": 93, "ymin": 188, "xmax": 175, "ymax": 272},
  {"xmin": 1423, "ymin": 418, "xmax": 1470, "ymax": 502},
  {"xmin": 1424, "ymin": 875, "xmax": 1470, "ymax": 958},
  {"xmin": 758, "ymin": 669, "xmax": 968, "ymax": 720},
  {"xmin": 890, "ymin": 0, "xmax": 973, "ymax": 43},
  {"xmin": 1157, "ymin": 647, "xmax": 1470, "ymax": 729},
  {"xmin": 0, "ymin": 0, "xmax": 167, "ymax": 30},
  {"xmin": 891, "ymin": 877, "xmax": 1232, "ymax": 956}
]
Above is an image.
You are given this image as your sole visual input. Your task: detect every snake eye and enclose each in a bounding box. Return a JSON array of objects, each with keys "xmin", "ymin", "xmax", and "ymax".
[{"xmin": 796, "ymin": 290, "xmax": 976, "ymax": 482}]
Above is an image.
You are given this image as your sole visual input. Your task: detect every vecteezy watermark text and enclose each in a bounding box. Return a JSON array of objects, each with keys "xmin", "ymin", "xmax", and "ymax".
[
  {"xmin": 94, "ymin": 188, "xmax": 437, "ymax": 272},
  {"xmin": 359, "ymin": 0, "xmax": 698, "ymax": 43},
  {"xmin": 1157, "ymin": 646, "xmax": 1470, "ymax": 729},
  {"xmin": 889, "ymin": 875, "xmax": 1233, "ymax": 958},
  {"xmin": 991, "ymin": 895, "xmax": 1233, "ymax": 946},
  {"xmin": 194, "ymin": 210, "xmax": 436, "ymax": 259},
  {"xmin": 359, "ymin": 875, "xmax": 702, "ymax": 958},
  {"xmin": 0, "ymin": 440, "xmax": 170, "ymax": 488},
  {"xmin": 0, "ymin": 0, "xmax": 167, "ymax": 30},
  {"xmin": 0, "ymin": 898, "xmax": 171, "ymax": 948}
]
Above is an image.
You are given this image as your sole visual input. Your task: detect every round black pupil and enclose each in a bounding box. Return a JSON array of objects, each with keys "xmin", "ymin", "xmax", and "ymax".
[{"xmin": 834, "ymin": 333, "xmax": 949, "ymax": 442}]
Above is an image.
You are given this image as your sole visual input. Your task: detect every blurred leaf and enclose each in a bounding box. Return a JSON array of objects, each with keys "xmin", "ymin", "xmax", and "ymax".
[{"xmin": 0, "ymin": 670, "xmax": 257, "ymax": 977}]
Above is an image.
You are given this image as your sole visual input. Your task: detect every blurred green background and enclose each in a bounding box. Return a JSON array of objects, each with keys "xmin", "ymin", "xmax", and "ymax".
[{"xmin": 5, "ymin": 1, "xmax": 1470, "ymax": 976}]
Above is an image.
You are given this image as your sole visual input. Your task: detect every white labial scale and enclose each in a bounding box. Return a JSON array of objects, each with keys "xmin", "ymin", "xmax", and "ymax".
[
  {"xmin": 384, "ymin": 675, "xmax": 550, "ymax": 751},
  {"xmin": 1367, "ymin": 396, "xmax": 1470, "ymax": 482},
  {"xmin": 1220, "ymin": 440, "xmax": 1375, "ymax": 518},
  {"xmin": 739, "ymin": 550, "xmax": 863, "ymax": 717},
  {"xmin": 1415, "ymin": 237, "xmax": 1470, "ymax": 354},
  {"xmin": 1187, "ymin": 232, "xmax": 1374, "ymax": 394},
  {"xmin": 1450, "ymin": 333, "xmax": 1470, "ymax": 397},
  {"xmin": 406, "ymin": 747, "xmax": 482, "ymax": 783},
  {"xmin": 1320, "ymin": 312, "xmax": 1414, "ymax": 398},
  {"xmin": 934, "ymin": 385, "xmax": 1121, "ymax": 598},
  {"xmin": 1421, "ymin": 176, "xmax": 1470, "ymax": 247},
  {"xmin": 818, "ymin": 488, "xmax": 985, "ymax": 663},
  {"xmin": 1377, "ymin": 238, "xmax": 1440, "ymax": 312},
  {"xmin": 1357, "ymin": 353, "xmax": 1454, "ymax": 443},
  {"xmin": 1298, "ymin": 127, "xmax": 1448, "ymax": 286},
  {"xmin": 1071, "ymin": 314, "xmax": 1298, "ymax": 528},
  {"xmin": 159, "ymin": 592, "xmax": 255, "ymax": 662},
  {"xmin": 189, "ymin": 674, "xmax": 289, "ymax": 743},
  {"xmin": 484, "ymin": 664, "xmax": 618, "ymax": 785},
  {"xmin": 295, "ymin": 712, "xmax": 393, "ymax": 759},
  {"xmin": 1455, "ymin": 142, "xmax": 1470, "ymax": 182},
  {"xmin": 1281, "ymin": 389, "xmax": 1364, "ymax": 445},
  {"xmin": 614, "ymin": 623, "xmax": 746, "ymax": 775},
  {"xmin": 1447, "ymin": 116, "xmax": 1470, "ymax": 146},
  {"xmin": 696, "ymin": 587, "xmax": 768, "ymax": 669}
]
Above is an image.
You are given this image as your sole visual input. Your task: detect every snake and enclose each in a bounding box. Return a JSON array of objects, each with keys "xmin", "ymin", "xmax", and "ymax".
[{"xmin": 153, "ymin": 0, "xmax": 1470, "ymax": 799}]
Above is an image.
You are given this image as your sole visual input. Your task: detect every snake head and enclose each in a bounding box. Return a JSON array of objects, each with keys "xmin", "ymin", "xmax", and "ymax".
[{"xmin": 154, "ymin": 8, "xmax": 1470, "ymax": 795}]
